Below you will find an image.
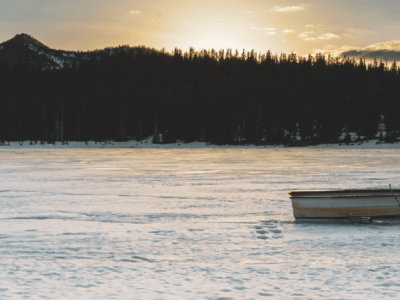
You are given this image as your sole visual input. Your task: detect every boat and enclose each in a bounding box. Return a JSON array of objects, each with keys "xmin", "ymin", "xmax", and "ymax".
[{"xmin": 289, "ymin": 188, "xmax": 400, "ymax": 222}]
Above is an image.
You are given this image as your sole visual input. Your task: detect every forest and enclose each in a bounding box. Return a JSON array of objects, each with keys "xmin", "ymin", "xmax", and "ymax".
[{"xmin": 0, "ymin": 45, "xmax": 399, "ymax": 145}]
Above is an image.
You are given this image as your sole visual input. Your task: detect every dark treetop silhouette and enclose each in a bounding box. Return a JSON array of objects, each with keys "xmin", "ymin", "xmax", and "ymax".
[{"xmin": 0, "ymin": 34, "xmax": 399, "ymax": 145}]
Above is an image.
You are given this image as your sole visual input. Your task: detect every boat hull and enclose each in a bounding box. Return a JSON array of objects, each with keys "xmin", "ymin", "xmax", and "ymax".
[{"xmin": 290, "ymin": 189, "xmax": 400, "ymax": 218}]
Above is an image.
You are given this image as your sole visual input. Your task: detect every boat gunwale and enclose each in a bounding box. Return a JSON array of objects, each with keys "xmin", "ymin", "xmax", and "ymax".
[
  {"xmin": 290, "ymin": 194, "xmax": 400, "ymax": 199},
  {"xmin": 294, "ymin": 213, "xmax": 400, "ymax": 218},
  {"xmin": 290, "ymin": 188, "xmax": 400, "ymax": 193},
  {"xmin": 294, "ymin": 215, "xmax": 400, "ymax": 219},
  {"xmin": 289, "ymin": 189, "xmax": 400, "ymax": 197}
]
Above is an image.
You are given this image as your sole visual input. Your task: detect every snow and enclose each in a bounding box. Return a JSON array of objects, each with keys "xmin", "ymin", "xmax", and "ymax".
[
  {"xmin": 38, "ymin": 53, "xmax": 65, "ymax": 68},
  {"xmin": 62, "ymin": 53, "xmax": 76, "ymax": 58},
  {"xmin": 47, "ymin": 55, "xmax": 64, "ymax": 68},
  {"xmin": 26, "ymin": 44, "xmax": 65, "ymax": 68},
  {"xmin": 27, "ymin": 44, "xmax": 36, "ymax": 50},
  {"xmin": 28, "ymin": 44, "xmax": 41, "ymax": 55},
  {"xmin": 1, "ymin": 148, "xmax": 400, "ymax": 299},
  {"xmin": 378, "ymin": 122, "xmax": 386, "ymax": 131},
  {"xmin": 338, "ymin": 131, "xmax": 359, "ymax": 141}
]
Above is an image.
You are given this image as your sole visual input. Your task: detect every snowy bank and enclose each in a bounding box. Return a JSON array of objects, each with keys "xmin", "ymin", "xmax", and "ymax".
[{"xmin": 1, "ymin": 135, "xmax": 400, "ymax": 149}]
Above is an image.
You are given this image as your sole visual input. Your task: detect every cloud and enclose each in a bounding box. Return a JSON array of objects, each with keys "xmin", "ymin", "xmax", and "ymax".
[
  {"xmin": 247, "ymin": 10, "xmax": 254, "ymax": 14},
  {"xmin": 311, "ymin": 41, "xmax": 400, "ymax": 63},
  {"xmin": 129, "ymin": 10, "xmax": 143, "ymax": 15},
  {"xmin": 284, "ymin": 29, "xmax": 295, "ymax": 34},
  {"xmin": 344, "ymin": 27, "xmax": 378, "ymax": 37},
  {"xmin": 306, "ymin": 24, "xmax": 314, "ymax": 28},
  {"xmin": 299, "ymin": 31, "xmax": 314, "ymax": 39},
  {"xmin": 343, "ymin": 50, "xmax": 400, "ymax": 63},
  {"xmin": 265, "ymin": 28, "xmax": 276, "ymax": 35},
  {"xmin": 251, "ymin": 26, "xmax": 275, "ymax": 30},
  {"xmin": 310, "ymin": 45, "xmax": 361, "ymax": 58},
  {"xmin": 340, "ymin": 41, "xmax": 400, "ymax": 63},
  {"xmin": 317, "ymin": 33, "xmax": 340, "ymax": 40},
  {"xmin": 251, "ymin": 26, "xmax": 276, "ymax": 35},
  {"xmin": 362, "ymin": 40, "xmax": 400, "ymax": 51},
  {"xmin": 299, "ymin": 31, "xmax": 340, "ymax": 41},
  {"xmin": 272, "ymin": 5, "xmax": 305, "ymax": 12}
]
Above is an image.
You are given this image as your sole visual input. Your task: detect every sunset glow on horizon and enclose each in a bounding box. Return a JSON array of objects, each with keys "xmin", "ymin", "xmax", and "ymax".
[{"xmin": 2, "ymin": 0, "xmax": 400, "ymax": 59}]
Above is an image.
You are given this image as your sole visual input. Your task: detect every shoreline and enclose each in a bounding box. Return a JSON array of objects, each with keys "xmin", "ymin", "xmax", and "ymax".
[{"xmin": 0, "ymin": 136, "xmax": 400, "ymax": 149}]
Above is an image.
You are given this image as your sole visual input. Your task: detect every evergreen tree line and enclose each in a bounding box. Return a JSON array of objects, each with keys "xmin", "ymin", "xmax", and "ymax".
[{"xmin": 1, "ymin": 46, "xmax": 400, "ymax": 145}]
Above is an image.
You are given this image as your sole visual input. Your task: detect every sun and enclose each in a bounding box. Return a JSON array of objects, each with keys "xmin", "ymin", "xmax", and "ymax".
[
  {"xmin": 185, "ymin": 27, "xmax": 253, "ymax": 53},
  {"xmin": 159, "ymin": 4, "xmax": 276, "ymax": 54}
]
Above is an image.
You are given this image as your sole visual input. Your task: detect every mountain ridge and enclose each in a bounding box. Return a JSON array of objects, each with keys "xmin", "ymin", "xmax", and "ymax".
[
  {"xmin": 3, "ymin": 33, "xmax": 49, "ymax": 49},
  {"xmin": 0, "ymin": 33, "xmax": 143, "ymax": 69}
]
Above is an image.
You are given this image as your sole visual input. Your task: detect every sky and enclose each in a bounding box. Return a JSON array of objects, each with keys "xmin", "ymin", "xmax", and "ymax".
[{"xmin": 1, "ymin": 0, "xmax": 400, "ymax": 59}]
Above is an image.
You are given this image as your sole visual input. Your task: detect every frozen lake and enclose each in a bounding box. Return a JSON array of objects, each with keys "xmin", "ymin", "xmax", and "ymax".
[{"xmin": 1, "ymin": 148, "xmax": 400, "ymax": 299}]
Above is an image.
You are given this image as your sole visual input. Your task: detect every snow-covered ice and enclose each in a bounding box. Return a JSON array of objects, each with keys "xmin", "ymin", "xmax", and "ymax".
[{"xmin": 1, "ymin": 148, "xmax": 400, "ymax": 299}]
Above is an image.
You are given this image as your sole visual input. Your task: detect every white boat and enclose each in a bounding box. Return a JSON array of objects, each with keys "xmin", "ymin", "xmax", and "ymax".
[{"xmin": 289, "ymin": 189, "xmax": 400, "ymax": 220}]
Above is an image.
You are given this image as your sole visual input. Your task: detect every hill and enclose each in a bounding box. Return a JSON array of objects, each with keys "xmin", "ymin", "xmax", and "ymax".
[{"xmin": 0, "ymin": 33, "xmax": 145, "ymax": 69}]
